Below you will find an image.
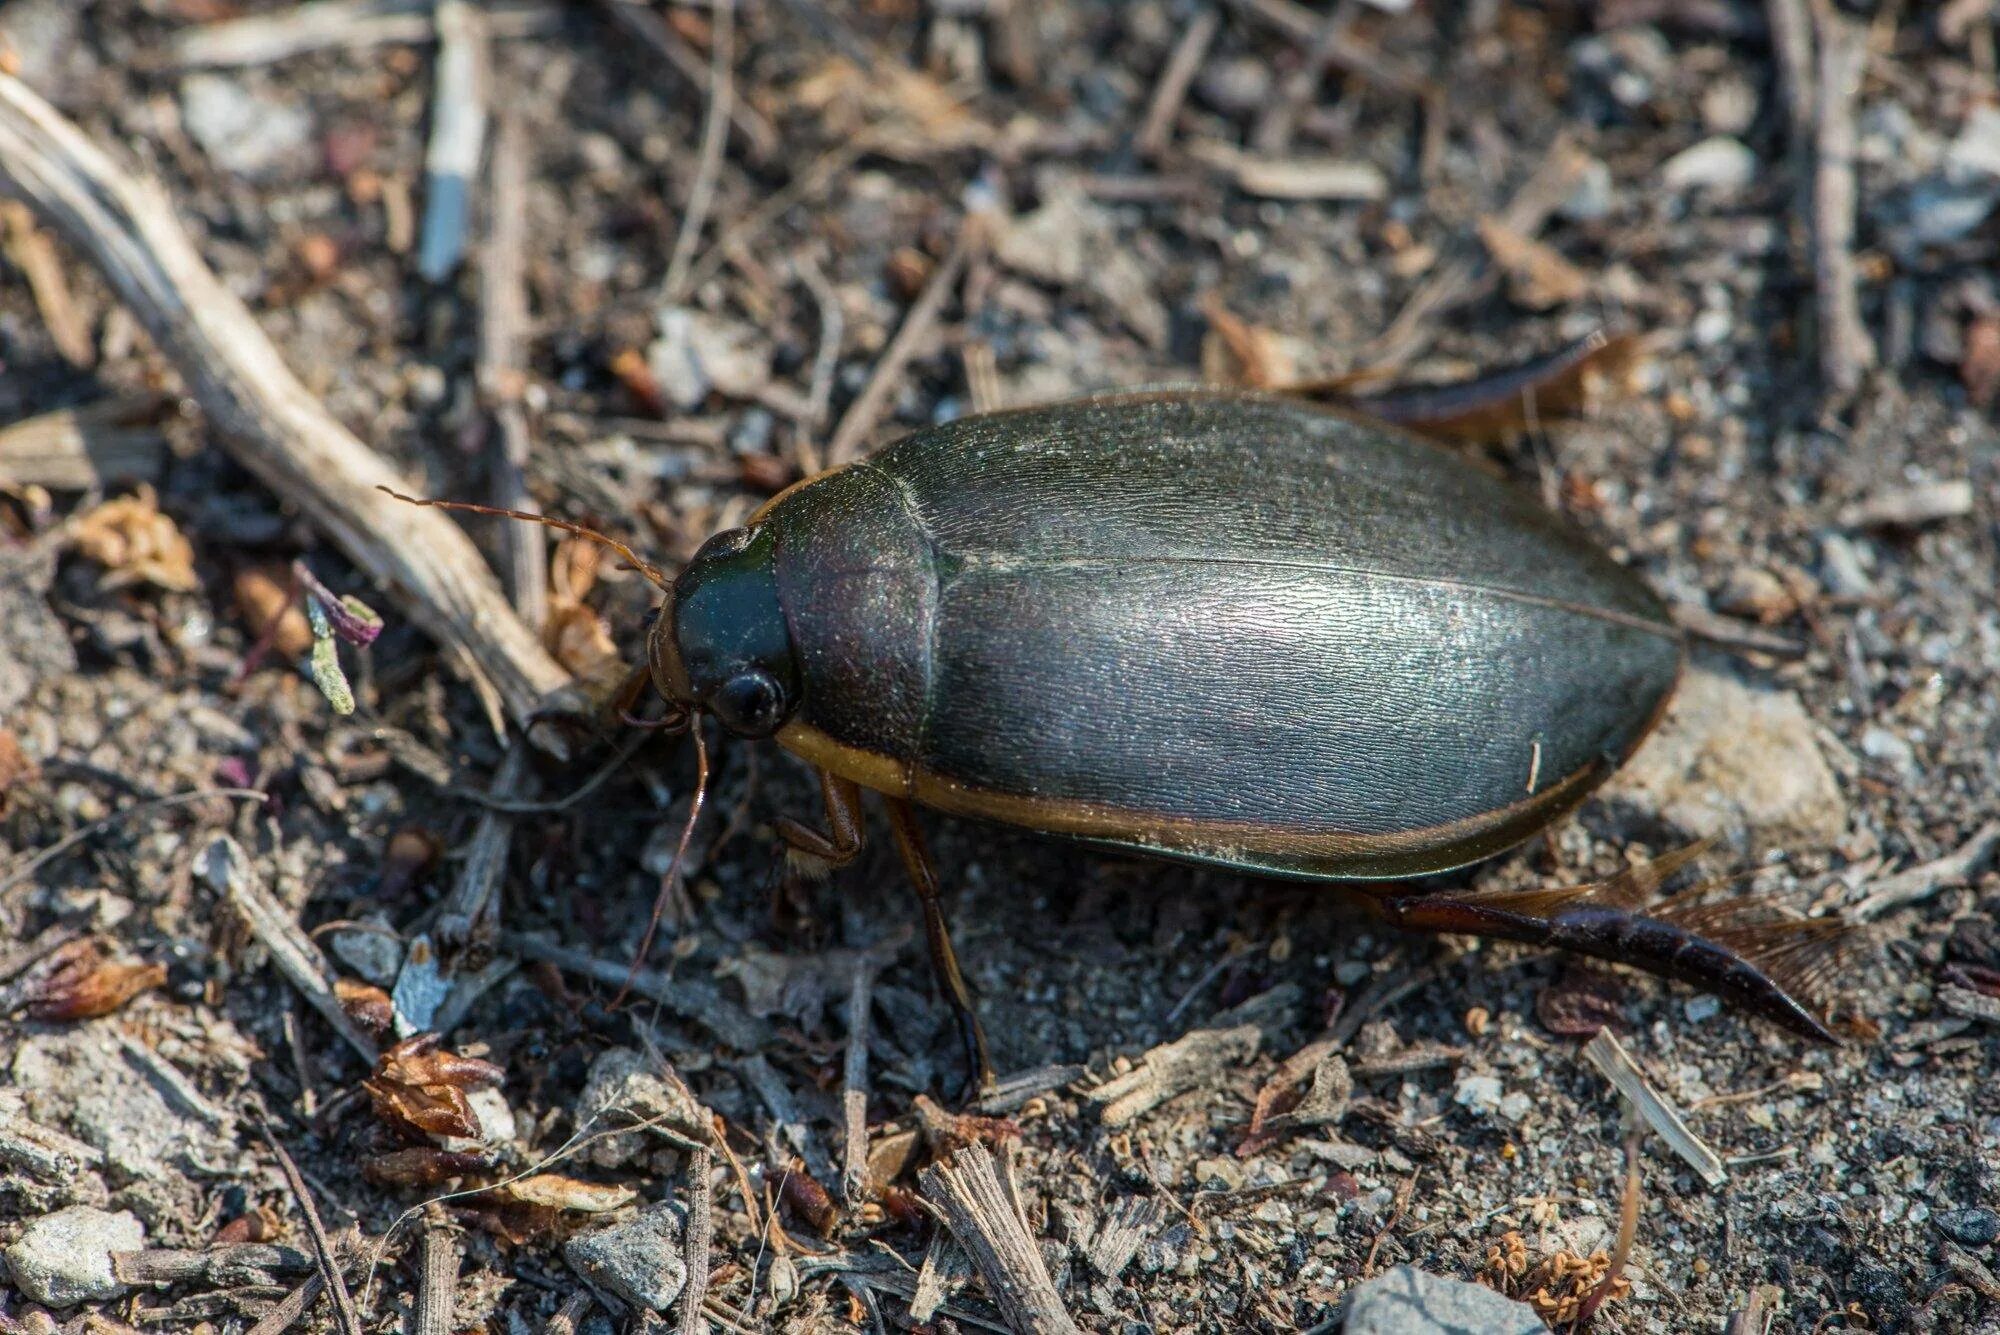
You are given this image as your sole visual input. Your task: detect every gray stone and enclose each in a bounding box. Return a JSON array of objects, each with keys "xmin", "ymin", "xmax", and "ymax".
[
  {"xmin": 3, "ymin": 1206, "xmax": 145, "ymax": 1307},
  {"xmin": 180, "ymin": 74, "xmax": 314, "ymax": 179},
  {"xmin": 575, "ymin": 1049, "xmax": 706, "ymax": 1170},
  {"xmin": 1343, "ymin": 1265, "xmax": 1540, "ymax": 1334},
  {"xmin": 1661, "ymin": 136, "xmax": 1756, "ymax": 194},
  {"xmin": 1598, "ymin": 665, "xmax": 1848, "ymax": 849},
  {"xmin": 563, "ymin": 1203, "xmax": 689, "ymax": 1312},
  {"xmin": 647, "ymin": 308, "xmax": 770, "ymax": 410},
  {"xmin": 12, "ymin": 1028, "xmax": 238, "ymax": 1225}
]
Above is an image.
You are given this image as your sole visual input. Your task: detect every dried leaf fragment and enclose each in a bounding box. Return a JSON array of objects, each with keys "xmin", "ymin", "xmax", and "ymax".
[
  {"xmin": 362, "ymin": 1147, "xmax": 495, "ymax": 1188},
  {"xmin": 335, "ymin": 977, "xmax": 395, "ymax": 1035},
  {"xmin": 233, "ymin": 564, "xmax": 313, "ymax": 658},
  {"xmin": 498, "ymin": 1173, "xmax": 638, "ymax": 1214},
  {"xmin": 363, "ymin": 1033, "xmax": 506, "ymax": 1140},
  {"xmin": 70, "ymin": 485, "xmax": 199, "ymax": 591},
  {"xmin": 13, "ymin": 936, "xmax": 167, "ymax": 1021},
  {"xmin": 1478, "ymin": 218, "xmax": 1591, "ymax": 309}
]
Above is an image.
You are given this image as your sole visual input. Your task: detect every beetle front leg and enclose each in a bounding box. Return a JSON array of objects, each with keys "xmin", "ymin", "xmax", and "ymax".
[
  {"xmin": 774, "ymin": 770, "xmax": 866, "ymax": 879},
  {"xmin": 883, "ymin": 797, "xmax": 996, "ymax": 1095}
]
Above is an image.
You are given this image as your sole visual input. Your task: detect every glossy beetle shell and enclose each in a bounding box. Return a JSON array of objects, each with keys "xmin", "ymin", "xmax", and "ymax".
[{"xmin": 754, "ymin": 390, "xmax": 1684, "ymax": 880}]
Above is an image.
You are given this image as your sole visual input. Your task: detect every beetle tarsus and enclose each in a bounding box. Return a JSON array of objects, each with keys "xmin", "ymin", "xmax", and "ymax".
[{"xmin": 1372, "ymin": 848, "xmax": 1850, "ymax": 1042}]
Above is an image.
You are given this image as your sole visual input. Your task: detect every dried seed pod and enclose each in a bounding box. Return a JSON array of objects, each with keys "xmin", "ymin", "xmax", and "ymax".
[
  {"xmin": 16, "ymin": 937, "xmax": 166, "ymax": 1021},
  {"xmin": 363, "ymin": 1034, "xmax": 506, "ymax": 1140},
  {"xmin": 334, "ymin": 977, "xmax": 395, "ymax": 1035}
]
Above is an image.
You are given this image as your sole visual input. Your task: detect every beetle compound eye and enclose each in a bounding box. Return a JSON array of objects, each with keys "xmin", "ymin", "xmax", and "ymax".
[{"xmin": 709, "ymin": 668, "xmax": 786, "ymax": 737}]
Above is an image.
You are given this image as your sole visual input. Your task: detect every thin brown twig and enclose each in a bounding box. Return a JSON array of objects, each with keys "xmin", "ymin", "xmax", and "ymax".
[
  {"xmin": 1135, "ymin": 7, "xmax": 1220, "ymax": 160},
  {"xmin": 1810, "ymin": 1, "xmax": 1875, "ymax": 402},
  {"xmin": 2, "ymin": 199, "xmax": 93, "ymax": 366},
  {"xmin": 1573, "ymin": 1130, "xmax": 1643, "ymax": 1328},
  {"xmin": 246, "ymin": 1275, "xmax": 324, "ymax": 1335},
  {"xmin": 683, "ymin": 137, "xmax": 870, "ymax": 295},
  {"xmin": 1249, "ymin": 0, "xmax": 1355, "ymax": 156},
  {"xmin": 260, "ymin": 1123, "xmax": 364, "ymax": 1335},
  {"xmin": 678, "ymin": 1147, "xmax": 715, "ymax": 1335},
  {"xmin": 1360, "ymin": 1169, "xmax": 1419, "ymax": 1277},
  {"xmin": 824, "ymin": 219, "xmax": 980, "ymax": 468},
  {"xmin": 662, "ymin": 0, "xmax": 734, "ymax": 301},
  {"xmin": 480, "ymin": 112, "xmax": 547, "ymax": 631},
  {"xmin": 595, "ymin": 0, "xmax": 775, "ymax": 161}
]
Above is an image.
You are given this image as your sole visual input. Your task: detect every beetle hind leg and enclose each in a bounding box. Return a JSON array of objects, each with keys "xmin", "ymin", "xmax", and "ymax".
[
  {"xmin": 1372, "ymin": 848, "xmax": 1852, "ymax": 1042},
  {"xmin": 775, "ymin": 771, "xmax": 866, "ymax": 880}
]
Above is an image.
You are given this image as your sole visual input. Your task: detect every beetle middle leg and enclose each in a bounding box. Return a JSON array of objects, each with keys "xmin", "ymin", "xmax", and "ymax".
[{"xmin": 884, "ymin": 798, "xmax": 996, "ymax": 1094}]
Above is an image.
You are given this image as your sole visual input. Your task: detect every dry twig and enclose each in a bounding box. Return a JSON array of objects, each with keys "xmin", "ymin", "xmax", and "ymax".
[
  {"xmin": 1810, "ymin": 2, "xmax": 1875, "ymax": 402},
  {"xmin": 919, "ymin": 1144, "xmax": 1080, "ymax": 1335},
  {"xmin": 2, "ymin": 199, "xmax": 93, "ymax": 365},
  {"xmin": 662, "ymin": 0, "xmax": 735, "ymax": 301},
  {"xmin": 414, "ymin": 1224, "xmax": 459, "ymax": 1335},
  {"xmin": 168, "ymin": 0, "xmax": 558, "ymax": 68},
  {"xmin": 0, "ymin": 73, "xmax": 575, "ymax": 745},
  {"xmin": 1089, "ymin": 1023, "xmax": 1261, "ymax": 1128},
  {"xmin": 1850, "ymin": 820, "xmax": 2000, "ymax": 921},
  {"xmin": 479, "ymin": 113, "xmax": 547, "ymax": 630},
  {"xmin": 825, "ymin": 219, "xmax": 981, "ymax": 468},
  {"xmin": 840, "ymin": 954, "xmax": 876, "ymax": 1210},
  {"xmin": 203, "ymin": 835, "xmax": 381, "ymax": 1064},
  {"xmin": 595, "ymin": 0, "xmax": 776, "ymax": 161},
  {"xmin": 679, "ymin": 1148, "xmax": 715, "ymax": 1335},
  {"xmin": 1135, "ymin": 8, "xmax": 1220, "ymax": 160},
  {"xmin": 261, "ymin": 1125, "xmax": 364, "ymax": 1335},
  {"xmin": 1581, "ymin": 1028, "xmax": 1726, "ymax": 1189}
]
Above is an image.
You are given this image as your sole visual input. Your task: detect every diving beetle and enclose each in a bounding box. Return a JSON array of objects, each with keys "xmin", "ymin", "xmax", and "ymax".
[{"xmin": 403, "ymin": 386, "xmax": 1838, "ymax": 1082}]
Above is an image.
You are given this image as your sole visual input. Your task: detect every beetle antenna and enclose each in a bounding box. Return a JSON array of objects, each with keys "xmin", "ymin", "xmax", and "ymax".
[
  {"xmin": 610, "ymin": 712, "xmax": 710, "ymax": 1010},
  {"xmin": 378, "ymin": 486, "xmax": 674, "ymax": 592}
]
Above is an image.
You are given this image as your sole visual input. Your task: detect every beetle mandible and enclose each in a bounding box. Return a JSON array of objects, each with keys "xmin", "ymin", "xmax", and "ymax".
[{"xmin": 404, "ymin": 387, "xmax": 1839, "ymax": 1083}]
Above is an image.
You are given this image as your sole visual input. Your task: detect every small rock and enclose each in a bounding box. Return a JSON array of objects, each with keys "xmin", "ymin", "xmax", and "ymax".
[
  {"xmin": 1661, "ymin": 136, "xmax": 1756, "ymax": 194},
  {"xmin": 1887, "ymin": 176, "xmax": 2000, "ymax": 253},
  {"xmin": 1936, "ymin": 1207, "xmax": 2000, "ymax": 1248},
  {"xmin": 1452, "ymin": 1073, "xmax": 1503, "ymax": 1115},
  {"xmin": 997, "ymin": 189, "xmax": 1094, "ymax": 286},
  {"xmin": 1820, "ymin": 533, "xmax": 1875, "ymax": 599},
  {"xmin": 647, "ymin": 308, "xmax": 770, "ymax": 411},
  {"xmin": 1196, "ymin": 56, "xmax": 1272, "ymax": 115},
  {"xmin": 1343, "ymin": 1265, "xmax": 1542, "ymax": 1335},
  {"xmin": 575, "ymin": 1049, "xmax": 705, "ymax": 1170},
  {"xmin": 4, "ymin": 1206, "xmax": 145, "ymax": 1307},
  {"xmin": 1700, "ymin": 76, "xmax": 1758, "ymax": 136},
  {"xmin": 1947, "ymin": 105, "xmax": 2000, "ymax": 180},
  {"xmin": 564, "ymin": 1202, "xmax": 689, "ymax": 1312},
  {"xmin": 1684, "ymin": 994, "xmax": 1723, "ymax": 1023},
  {"xmin": 327, "ymin": 922, "xmax": 403, "ymax": 989},
  {"xmin": 1714, "ymin": 567, "xmax": 1797, "ymax": 623},
  {"xmin": 1859, "ymin": 725, "xmax": 1917, "ymax": 780},
  {"xmin": 1559, "ymin": 156, "xmax": 1615, "ymax": 222},
  {"xmin": 180, "ymin": 74, "xmax": 314, "ymax": 179},
  {"xmin": 1599, "ymin": 665, "xmax": 1848, "ymax": 849}
]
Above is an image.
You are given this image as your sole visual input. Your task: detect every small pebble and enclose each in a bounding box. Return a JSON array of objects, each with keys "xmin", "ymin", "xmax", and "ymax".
[
  {"xmin": 1344, "ymin": 1265, "xmax": 1542, "ymax": 1335},
  {"xmin": 1936, "ymin": 1207, "xmax": 2000, "ymax": 1248},
  {"xmin": 564, "ymin": 1203, "xmax": 689, "ymax": 1312},
  {"xmin": 1661, "ymin": 137, "xmax": 1757, "ymax": 194},
  {"xmin": 4, "ymin": 1207, "xmax": 145, "ymax": 1308}
]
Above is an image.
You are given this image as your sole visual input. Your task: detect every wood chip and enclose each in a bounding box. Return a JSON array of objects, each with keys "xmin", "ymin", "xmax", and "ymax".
[
  {"xmin": 1086, "ymin": 1195, "xmax": 1168, "ymax": 1281},
  {"xmin": 919, "ymin": 1144, "xmax": 1080, "ymax": 1335},
  {"xmin": 1581, "ymin": 1029, "xmax": 1726, "ymax": 1189},
  {"xmin": 910, "ymin": 1229, "xmax": 974, "ymax": 1322},
  {"xmin": 202, "ymin": 835, "xmax": 380, "ymax": 1064},
  {"xmin": 1849, "ymin": 820, "xmax": 2000, "ymax": 921},
  {"xmin": 1838, "ymin": 480, "xmax": 1975, "ymax": 529},
  {"xmin": 1089, "ymin": 1023, "xmax": 1261, "ymax": 1128}
]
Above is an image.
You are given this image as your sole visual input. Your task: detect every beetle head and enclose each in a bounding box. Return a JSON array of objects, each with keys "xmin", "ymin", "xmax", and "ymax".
[{"xmin": 650, "ymin": 524, "xmax": 800, "ymax": 738}]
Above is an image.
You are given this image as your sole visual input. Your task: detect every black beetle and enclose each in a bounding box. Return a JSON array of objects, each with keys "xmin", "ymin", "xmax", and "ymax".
[{"xmin": 401, "ymin": 386, "xmax": 1839, "ymax": 1081}]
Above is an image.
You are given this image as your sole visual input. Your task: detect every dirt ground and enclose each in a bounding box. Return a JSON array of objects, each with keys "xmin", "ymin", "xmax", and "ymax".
[{"xmin": 3, "ymin": 2, "xmax": 1999, "ymax": 1332}]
